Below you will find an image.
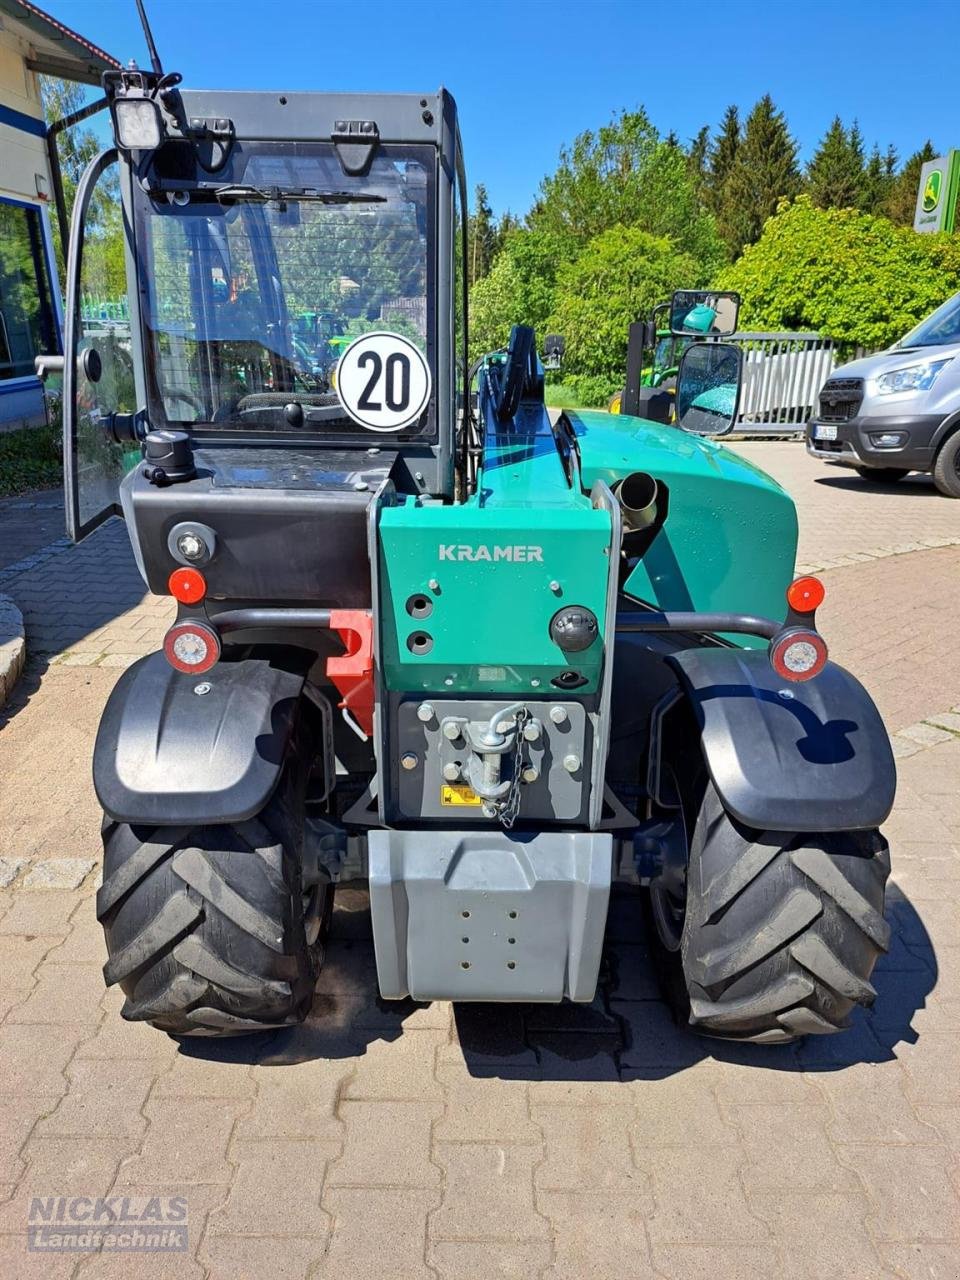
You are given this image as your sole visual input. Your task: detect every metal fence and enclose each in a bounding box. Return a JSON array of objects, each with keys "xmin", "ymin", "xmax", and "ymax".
[{"xmin": 725, "ymin": 331, "xmax": 838, "ymax": 435}]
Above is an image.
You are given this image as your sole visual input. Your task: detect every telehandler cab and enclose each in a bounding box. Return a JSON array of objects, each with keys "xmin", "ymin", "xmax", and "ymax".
[{"xmin": 50, "ymin": 52, "xmax": 894, "ymax": 1043}]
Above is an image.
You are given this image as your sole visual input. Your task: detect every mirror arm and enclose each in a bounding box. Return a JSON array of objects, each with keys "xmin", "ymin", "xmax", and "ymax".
[
  {"xmin": 104, "ymin": 411, "xmax": 147, "ymax": 445},
  {"xmin": 34, "ymin": 354, "xmax": 65, "ymax": 383}
]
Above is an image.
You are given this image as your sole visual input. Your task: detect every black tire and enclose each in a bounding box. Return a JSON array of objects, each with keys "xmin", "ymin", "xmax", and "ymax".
[
  {"xmin": 653, "ymin": 778, "xmax": 890, "ymax": 1043},
  {"xmin": 932, "ymin": 431, "xmax": 960, "ymax": 498},
  {"xmin": 854, "ymin": 466, "xmax": 910, "ymax": 482},
  {"xmin": 96, "ymin": 738, "xmax": 332, "ymax": 1038}
]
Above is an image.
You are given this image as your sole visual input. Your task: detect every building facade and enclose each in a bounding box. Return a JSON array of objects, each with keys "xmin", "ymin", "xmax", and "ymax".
[{"xmin": 0, "ymin": 0, "xmax": 117, "ymax": 428}]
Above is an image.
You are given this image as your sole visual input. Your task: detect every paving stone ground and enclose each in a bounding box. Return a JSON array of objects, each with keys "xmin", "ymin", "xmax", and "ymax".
[{"xmin": 0, "ymin": 447, "xmax": 958, "ymax": 1279}]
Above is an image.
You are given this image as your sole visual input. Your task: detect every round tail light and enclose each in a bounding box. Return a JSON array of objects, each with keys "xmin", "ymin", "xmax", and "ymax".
[
  {"xmin": 163, "ymin": 621, "xmax": 221, "ymax": 674},
  {"xmin": 769, "ymin": 628, "xmax": 828, "ymax": 682}
]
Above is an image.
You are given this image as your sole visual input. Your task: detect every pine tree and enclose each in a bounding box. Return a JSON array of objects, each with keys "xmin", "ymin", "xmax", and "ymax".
[
  {"xmin": 723, "ymin": 95, "xmax": 801, "ymax": 257},
  {"xmin": 806, "ymin": 116, "xmax": 864, "ymax": 209},
  {"xmin": 686, "ymin": 125, "xmax": 710, "ymax": 195},
  {"xmin": 468, "ymin": 183, "xmax": 496, "ymax": 287},
  {"xmin": 859, "ymin": 144, "xmax": 897, "ymax": 214},
  {"xmin": 705, "ymin": 106, "xmax": 740, "ymax": 210},
  {"xmin": 886, "ymin": 141, "xmax": 937, "ymax": 225}
]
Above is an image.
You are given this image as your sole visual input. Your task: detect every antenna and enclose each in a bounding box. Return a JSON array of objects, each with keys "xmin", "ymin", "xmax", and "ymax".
[{"xmin": 134, "ymin": 0, "xmax": 164, "ymax": 77}]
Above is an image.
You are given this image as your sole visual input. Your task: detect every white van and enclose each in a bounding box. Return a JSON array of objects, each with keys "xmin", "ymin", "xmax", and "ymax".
[{"xmin": 806, "ymin": 292, "xmax": 960, "ymax": 496}]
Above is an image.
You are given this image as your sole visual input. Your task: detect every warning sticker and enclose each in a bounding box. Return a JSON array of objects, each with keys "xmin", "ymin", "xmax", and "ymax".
[{"xmin": 440, "ymin": 783, "xmax": 482, "ymax": 807}]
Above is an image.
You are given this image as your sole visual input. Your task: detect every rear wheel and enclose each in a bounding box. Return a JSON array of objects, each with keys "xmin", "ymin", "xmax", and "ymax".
[
  {"xmin": 649, "ymin": 775, "xmax": 890, "ymax": 1042},
  {"xmin": 932, "ymin": 431, "xmax": 960, "ymax": 498},
  {"xmin": 854, "ymin": 465, "xmax": 910, "ymax": 482},
  {"xmin": 97, "ymin": 730, "xmax": 333, "ymax": 1037}
]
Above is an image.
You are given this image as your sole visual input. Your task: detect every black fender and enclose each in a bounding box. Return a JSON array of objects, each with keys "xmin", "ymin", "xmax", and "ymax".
[
  {"xmin": 931, "ymin": 409, "xmax": 960, "ymax": 454},
  {"xmin": 665, "ymin": 647, "xmax": 896, "ymax": 832},
  {"xmin": 94, "ymin": 652, "xmax": 304, "ymax": 825}
]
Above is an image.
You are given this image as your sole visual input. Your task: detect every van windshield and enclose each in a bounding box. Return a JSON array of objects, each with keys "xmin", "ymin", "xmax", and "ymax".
[
  {"xmin": 899, "ymin": 292, "xmax": 960, "ymax": 349},
  {"xmin": 134, "ymin": 141, "xmax": 434, "ymax": 440}
]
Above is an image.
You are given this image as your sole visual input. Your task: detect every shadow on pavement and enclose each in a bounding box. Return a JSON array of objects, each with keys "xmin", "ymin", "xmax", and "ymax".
[
  {"xmin": 814, "ymin": 473, "xmax": 940, "ymax": 496},
  {"xmin": 176, "ymin": 882, "xmax": 938, "ymax": 1082}
]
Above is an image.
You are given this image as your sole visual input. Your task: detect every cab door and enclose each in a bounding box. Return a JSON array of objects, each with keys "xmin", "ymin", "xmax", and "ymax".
[{"xmin": 63, "ymin": 149, "xmax": 139, "ymax": 540}]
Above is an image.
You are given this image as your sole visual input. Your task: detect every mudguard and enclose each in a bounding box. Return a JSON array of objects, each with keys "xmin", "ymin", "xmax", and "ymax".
[
  {"xmin": 666, "ymin": 647, "xmax": 896, "ymax": 833},
  {"xmin": 94, "ymin": 652, "xmax": 304, "ymax": 825}
]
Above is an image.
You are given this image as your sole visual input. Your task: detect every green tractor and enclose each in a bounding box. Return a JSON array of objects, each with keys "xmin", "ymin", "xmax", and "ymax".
[
  {"xmin": 609, "ymin": 290, "xmax": 741, "ymax": 416},
  {"xmin": 48, "ymin": 42, "xmax": 893, "ymax": 1044}
]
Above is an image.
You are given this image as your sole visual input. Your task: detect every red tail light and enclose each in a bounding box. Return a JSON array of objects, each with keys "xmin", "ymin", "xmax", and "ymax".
[
  {"xmin": 769, "ymin": 628, "xmax": 828, "ymax": 682},
  {"xmin": 163, "ymin": 621, "xmax": 220, "ymax": 674}
]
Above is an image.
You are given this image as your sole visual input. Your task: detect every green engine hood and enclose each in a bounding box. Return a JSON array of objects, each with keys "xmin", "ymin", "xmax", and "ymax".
[{"xmin": 567, "ymin": 410, "xmax": 798, "ymax": 646}]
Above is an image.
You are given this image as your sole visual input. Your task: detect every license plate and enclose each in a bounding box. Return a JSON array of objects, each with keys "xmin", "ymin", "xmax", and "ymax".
[{"xmin": 813, "ymin": 423, "xmax": 838, "ymax": 442}]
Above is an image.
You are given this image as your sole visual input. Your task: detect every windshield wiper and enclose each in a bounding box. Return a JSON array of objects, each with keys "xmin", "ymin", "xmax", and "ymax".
[{"xmin": 207, "ymin": 184, "xmax": 386, "ymax": 205}]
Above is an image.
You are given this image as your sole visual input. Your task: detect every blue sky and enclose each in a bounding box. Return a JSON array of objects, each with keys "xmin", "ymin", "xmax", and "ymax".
[{"xmin": 48, "ymin": 0, "xmax": 958, "ymax": 218}]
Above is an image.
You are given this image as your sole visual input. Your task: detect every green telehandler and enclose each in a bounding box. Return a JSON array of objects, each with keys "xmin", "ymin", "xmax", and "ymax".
[{"xmin": 44, "ymin": 24, "xmax": 893, "ymax": 1044}]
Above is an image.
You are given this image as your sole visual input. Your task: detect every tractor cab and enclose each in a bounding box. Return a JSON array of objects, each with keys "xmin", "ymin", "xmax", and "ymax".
[{"xmin": 61, "ymin": 74, "xmax": 467, "ymax": 544}]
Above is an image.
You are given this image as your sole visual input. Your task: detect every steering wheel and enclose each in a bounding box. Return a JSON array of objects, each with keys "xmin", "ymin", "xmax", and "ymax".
[{"xmin": 163, "ymin": 387, "xmax": 206, "ymax": 418}]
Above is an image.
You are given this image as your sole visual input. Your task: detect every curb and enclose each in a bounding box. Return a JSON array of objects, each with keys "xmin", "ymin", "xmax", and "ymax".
[{"xmin": 0, "ymin": 593, "xmax": 26, "ymax": 707}]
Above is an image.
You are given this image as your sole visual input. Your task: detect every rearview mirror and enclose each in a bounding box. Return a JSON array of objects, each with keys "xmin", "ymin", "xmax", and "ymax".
[
  {"xmin": 675, "ymin": 342, "xmax": 742, "ymax": 436},
  {"xmin": 669, "ymin": 290, "xmax": 740, "ymax": 338}
]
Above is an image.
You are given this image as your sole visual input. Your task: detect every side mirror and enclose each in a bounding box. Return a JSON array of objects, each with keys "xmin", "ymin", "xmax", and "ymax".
[
  {"xmin": 675, "ymin": 342, "xmax": 742, "ymax": 436},
  {"xmin": 543, "ymin": 334, "xmax": 565, "ymax": 371},
  {"xmin": 669, "ymin": 290, "xmax": 740, "ymax": 338},
  {"xmin": 81, "ymin": 346, "xmax": 103, "ymax": 384}
]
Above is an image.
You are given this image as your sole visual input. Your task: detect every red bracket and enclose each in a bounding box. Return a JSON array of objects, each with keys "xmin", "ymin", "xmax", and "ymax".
[{"xmin": 326, "ymin": 609, "xmax": 375, "ymax": 737}]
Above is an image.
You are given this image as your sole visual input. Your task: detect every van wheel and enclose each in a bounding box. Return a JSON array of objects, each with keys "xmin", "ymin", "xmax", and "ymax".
[
  {"xmin": 649, "ymin": 775, "xmax": 890, "ymax": 1043},
  {"xmin": 96, "ymin": 736, "xmax": 333, "ymax": 1037},
  {"xmin": 932, "ymin": 432, "xmax": 960, "ymax": 498},
  {"xmin": 854, "ymin": 466, "xmax": 909, "ymax": 482}
]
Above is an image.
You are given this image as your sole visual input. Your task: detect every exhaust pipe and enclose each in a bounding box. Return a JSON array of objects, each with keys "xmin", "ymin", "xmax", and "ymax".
[{"xmin": 613, "ymin": 471, "xmax": 659, "ymax": 532}]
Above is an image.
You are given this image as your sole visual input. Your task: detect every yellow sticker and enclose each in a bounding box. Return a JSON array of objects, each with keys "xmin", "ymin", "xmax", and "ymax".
[{"xmin": 441, "ymin": 783, "xmax": 482, "ymax": 807}]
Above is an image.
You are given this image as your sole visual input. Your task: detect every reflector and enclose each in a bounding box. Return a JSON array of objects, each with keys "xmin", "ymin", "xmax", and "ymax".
[
  {"xmin": 786, "ymin": 576, "xmax": 825, "ymax": 613},
  {"xmin": 168, "ymin": 567, "xmax": 206, "ymax": 604}
]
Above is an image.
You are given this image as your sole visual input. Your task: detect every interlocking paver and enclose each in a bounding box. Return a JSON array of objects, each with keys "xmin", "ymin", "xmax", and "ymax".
[
  {"xmin": 206, "ymin": 1139, "xmax": 337, "ymax": 1237},
  {"xmin": 430, "ymin": 1142, "xmax": 550, "ymax": 1241},
  {"xmin": 317, "ymin": 1188, "xmax": 440, "ymax": 1279},
  {"xmin": 326, "ymin": 1100, "xmax": 442, "ymax": 1188},
  {"xmin": 537, "ymin": 1189, "xmax": 657, "ymax": 1278},
  {"xmin": 34, "ymin": 1059, "xmax": 157, "ymax": 1141},
  {"xmin": 533, "ymin": 1104, "xmax": 640, "ymax": 1190},
  {"xmin": 115, "ymin": 1099, "xmax": 248, "ymax": 1186},
  {"xmin": 842, "ymin": 1143, "xmax": 960, "ymax": 1241}
]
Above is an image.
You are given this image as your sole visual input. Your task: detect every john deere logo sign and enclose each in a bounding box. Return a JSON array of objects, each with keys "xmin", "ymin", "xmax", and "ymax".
[
  {"xmin": 922, "ymin": 169, "xmax": 943, "ymax": 213},
  {"xmin": 914, "ymin": 151, "xmax": 958, "ymax": 233}
]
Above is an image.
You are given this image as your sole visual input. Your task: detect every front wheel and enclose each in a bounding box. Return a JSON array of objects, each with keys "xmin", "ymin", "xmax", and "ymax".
[
  {"xmin": 854, "ymin": 466, "xmax": 910, "ymax": 482},
  {"xmin": 932, "ymin": 431, "xmax": 960, "ymax": 498},
  {"xmin": 650, "ymin": 778, "xmax": 890, "ymax": 1043},
  {"xmin": 96, "ymin": 748, "xmax": 333, "ymax": 1037}
]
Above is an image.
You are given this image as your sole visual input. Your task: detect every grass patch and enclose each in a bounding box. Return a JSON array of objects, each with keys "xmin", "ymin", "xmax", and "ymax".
[{"xmin": 0, "ymin": 423, "xmax": 62, "ymax": 497}]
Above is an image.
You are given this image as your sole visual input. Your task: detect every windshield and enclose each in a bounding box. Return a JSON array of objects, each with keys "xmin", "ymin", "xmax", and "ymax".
[
  {"xmin": 899, "ymin": 292, "xmax": 960, "ymax": 349},
  {"xmin": 135, "ymin": 142, "xmax": 434, "ymax": 439}
]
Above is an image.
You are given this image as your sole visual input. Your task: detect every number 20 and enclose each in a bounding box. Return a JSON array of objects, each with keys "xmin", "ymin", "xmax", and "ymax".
[{"xmin": 357, "ymin": 351, "xmax": 412, "ymax": 413}]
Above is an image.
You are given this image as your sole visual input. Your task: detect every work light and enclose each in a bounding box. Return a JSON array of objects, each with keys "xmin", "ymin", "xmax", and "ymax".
[{"xmin": 113, "ymin": 97, "xmax": 163, "ymax": 151}]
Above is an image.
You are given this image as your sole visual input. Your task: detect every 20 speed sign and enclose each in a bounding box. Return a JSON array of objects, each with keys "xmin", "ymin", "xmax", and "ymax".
[{"xmin": 335, "ymin": 331, "xmax": 431, "ymax": 432}]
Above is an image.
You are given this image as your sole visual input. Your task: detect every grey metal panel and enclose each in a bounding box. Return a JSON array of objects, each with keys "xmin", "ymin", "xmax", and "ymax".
[
  {"xmin": 176, "ymin": 90, "xmax": 447, "ymax": 145},
  {"xmin": 393, "ymin": 698, "xmax": 589, "ymax": 822},
  {"xmin": 368, "ymin": 828, "xmax": 613, "ymax": 1002}
]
